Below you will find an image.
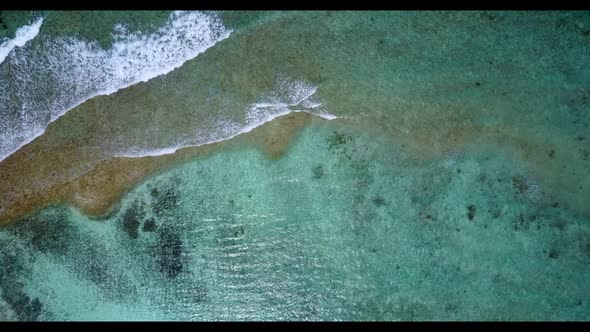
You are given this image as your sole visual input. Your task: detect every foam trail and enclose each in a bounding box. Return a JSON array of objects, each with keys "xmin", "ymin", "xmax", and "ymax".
[
  {"xmin": 0, "ymin": 11, "xmax": 231, "ymax": 162},
  {"xmin": 116, "ymin": 80, "xmax": 338, "ymax": 158},
  {"xmin": 117, "ymin": 110, "xmax": 338, "ymax": 158},
  {"xmin": 0, "ymin": 17, "xmax": 44, "ymax": 64}
]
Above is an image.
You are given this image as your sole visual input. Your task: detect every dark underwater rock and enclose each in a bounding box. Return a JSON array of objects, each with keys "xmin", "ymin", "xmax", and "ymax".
[
  {"xmin": 150, "ymin": 185, "xmax": 180, "ymax": 216},
  {"xmin": 158, "ymin": 228, "xmax": 184, "ymax": 280},
  {"xmin": 142, "ymin": 218, "xmax": 157, "ymax": 232},
  {"xmin": 121, "ymin": 200, "xmax": 146, "ymax": 239}
]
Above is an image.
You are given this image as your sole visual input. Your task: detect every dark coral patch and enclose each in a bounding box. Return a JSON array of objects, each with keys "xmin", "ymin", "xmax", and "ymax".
[
  {"xmin": 1, "ymin": 288, "xmax": 43, "ymax": 321},
  {"xmin": 419, "ymin": 210, "xmax": 433, "ymax": 221},
  {"xmin": 512, "ymin": 213, "xmax": 528, "ymax": 231},
  {"xmin": 158, "ymin": 229, "xmax": 184, "ymax": 280},
  {"xmin": 312, "ymin": 164, "xmax": 325, "ymax": 179},
  {"xmin": 0, "ymin": 250, "xmax": 43, "ymax": 321},
  {"xmin": 512, "ymin": 175, "xmax": 529, "ymax": 194},
  {"xmin": 121, "ymin": 200, "xmax": 146, "ymax": 239},
  {"xmin": 326, "ymin": 131, "xmax": 352, "ymax": 151},
  {"xmin": 150, "ymin": 185, "xmax": 180, "ymax": 215},
  {"xmin": 548, "ymin": 248, "xmax": 560, "ymax": 260},
  {"xmin": 142, "ymin": 218, "xmax": 157, "ymax": 232},
  {"xmin": 9, "ymin": 208, "xmax": 72, "ymax": 255},
  {"xmin": 372, "ymin": 195, "xmax": 386, "ymax": 207},
  {"xmin": 467, "ymin": 205, "xmax": 476, "ymax": 221},
  {"xmin": 233, "ymin": 225, "xmax": 245, "ymax": 238}
]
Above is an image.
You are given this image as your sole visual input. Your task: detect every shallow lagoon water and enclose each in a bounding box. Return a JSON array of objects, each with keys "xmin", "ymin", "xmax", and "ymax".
[
  {"xmin": 0, "ymin": 11, "xmax": 589, "ymax": 321},
  {"xmin": 1, "ymin": 119, "xmax": 589, "ymax": 320}
]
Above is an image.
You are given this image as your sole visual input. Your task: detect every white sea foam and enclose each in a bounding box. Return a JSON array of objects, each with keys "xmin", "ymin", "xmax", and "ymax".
[
  {"xmin": 115, "ymin": 79, "xmax": 338, "ymax": 158},
  {"xmin": 0, "ymin": 17, "xmax": 44, "ymax": 65},
  {"xmin": 0, "ymin": 11, "xmax": 231, "ymax": 162}
]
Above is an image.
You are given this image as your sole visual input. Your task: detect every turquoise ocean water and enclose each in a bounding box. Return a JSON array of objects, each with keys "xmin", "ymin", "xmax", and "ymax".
[{"xmin": 0, "ymin": 11, "xmax": 589, "ymax": 320}]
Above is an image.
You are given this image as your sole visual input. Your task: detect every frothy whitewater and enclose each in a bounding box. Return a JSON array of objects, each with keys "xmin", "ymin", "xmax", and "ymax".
[
  {"xmin": 0, "ymin": 11, "xmax": 231, "ymax": 162},
  {"xmin": 115, "ymin": 79, "xmax": 337, "ymax": 158},
  {"xmin": 0, "ymin": 17, "xmax": 44, "ymax": 64}
]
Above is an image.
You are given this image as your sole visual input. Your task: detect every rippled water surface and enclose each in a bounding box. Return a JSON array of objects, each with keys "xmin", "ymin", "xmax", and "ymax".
[{"xmin": 0, "ymin": 11, "xmax": 589, "ymax": 321}]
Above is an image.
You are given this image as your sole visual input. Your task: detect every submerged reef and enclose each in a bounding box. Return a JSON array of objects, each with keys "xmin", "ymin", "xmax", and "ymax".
[{"xmin": 0, "ymin": 11, "xmax": 589, "ymax": 321}]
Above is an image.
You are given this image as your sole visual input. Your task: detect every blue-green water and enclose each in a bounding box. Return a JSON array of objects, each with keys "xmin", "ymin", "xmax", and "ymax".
[
  {"xmin": 0, "ymin": 11, "xmax": 590, "ymax": 321},
  {"xmin": 2, "ymin": 119, "xmax": 589, "ymax": 320}
]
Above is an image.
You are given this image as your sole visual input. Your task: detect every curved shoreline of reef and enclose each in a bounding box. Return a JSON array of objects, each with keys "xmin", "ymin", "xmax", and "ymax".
[{"xmin": 0, "ymin": 112, "xmax": 319, "ymax": 226}]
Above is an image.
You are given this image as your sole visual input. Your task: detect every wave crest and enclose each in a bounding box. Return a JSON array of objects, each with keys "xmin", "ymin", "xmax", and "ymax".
[{"xmin": 0, "ymin": 11, "xmax": 231, "ymax": 162}]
